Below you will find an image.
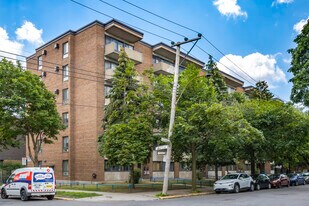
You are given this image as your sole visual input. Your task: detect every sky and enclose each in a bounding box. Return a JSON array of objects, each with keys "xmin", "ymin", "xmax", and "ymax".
[{"xmin": 0, "ymin": 0, "xmax": 308, "ymax": 102}]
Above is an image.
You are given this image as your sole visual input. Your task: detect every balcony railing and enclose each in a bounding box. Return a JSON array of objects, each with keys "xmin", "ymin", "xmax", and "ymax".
[
  {"xmin": 105, "ymin": 42, "xmax": 142, "ymax": 64},
  {"xmin": 153, "ymin": 62, "xmax": 174, "ymax": 75}
]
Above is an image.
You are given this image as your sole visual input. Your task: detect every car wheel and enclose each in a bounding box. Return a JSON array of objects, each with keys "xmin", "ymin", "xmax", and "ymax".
[
  {"xmin": 46, "ymin": 195, "xmax": 54, "ymax": 200},
  {"xmin": 250, "ymin": 183, "xmax": 254, "ymax": 191},
  {"xmin": 268, "ymin": 183, "xmax": 272, "ymax": 189},
  {"xmin": 234, "ymin": 184, "xmax": 240, "ymax": 193},
  {"xmin": 20, "ymin": 189, "xmax": 29, "ymax": 201},
  {"xmin": 1, "ymin": 189, "xmax": 8, "ymax": 199},
  {"xmin": 256, "ymin": 183, "xmax": 260, "ymax": 190}
]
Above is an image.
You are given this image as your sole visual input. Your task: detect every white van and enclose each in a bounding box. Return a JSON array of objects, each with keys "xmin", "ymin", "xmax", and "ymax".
[{"xmin": 0, "ymin": 167, "xmax": 56, "ymax": 201}]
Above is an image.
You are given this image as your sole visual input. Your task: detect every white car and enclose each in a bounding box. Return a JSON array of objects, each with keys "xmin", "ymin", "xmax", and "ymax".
[
  {"xmin": 1, "ymin": 167, "xmax": 56, "ymax": 201},
  {"xmin": 213, "ymin": 173, "xmax": 254, "ymax": 193}
]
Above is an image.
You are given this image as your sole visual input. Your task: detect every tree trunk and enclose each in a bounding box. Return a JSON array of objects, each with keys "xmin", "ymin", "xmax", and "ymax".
[
  {"xmin": 215, "ymin": 164, "xmax": 218, "ymax": 180},
  {"xmin": 130, "ymin": 164, "xmax": 135, "ymax": 189},
  {"xmin": 191, "ymin": 150, "xmax": 197, "ymax": 191},
  {"xmin": 250, "ymin": 151, "xmax": 255, "ymax": 175}
]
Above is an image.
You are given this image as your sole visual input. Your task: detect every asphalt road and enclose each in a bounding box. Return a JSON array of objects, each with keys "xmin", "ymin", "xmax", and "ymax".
[{"xmin": 1, "ymin": 185, "xmax": 309, "ymax": 206}]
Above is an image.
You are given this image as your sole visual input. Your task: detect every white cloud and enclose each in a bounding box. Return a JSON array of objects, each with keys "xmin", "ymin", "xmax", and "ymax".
[
  {"xmin": 0, "ymin": 27, "xmax": 24, "ymax": 63},
  {"xmin": 272, "ymin": 0, "xmax": 294, "ymax": 6},
  {"xmin": 15, "ymin": 21, "xmax": 44, "ymax": 46},
  {"xmin": 213, "ymin": 0, "xmax": 247, "ymax": 18},
  {"xmin": 217, "ymin": 52, "xmax": 287, "ymax": 87},
  {"xmin": 293, "ymin": 18, "xmax": 309, "ymax": 34}
]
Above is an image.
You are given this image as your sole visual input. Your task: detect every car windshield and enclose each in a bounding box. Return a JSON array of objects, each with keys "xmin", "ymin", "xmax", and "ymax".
[
  {"xmin": 251, "ymin": 174, "xmax": 259, "ymax": 180},
  {"xmin": 221, "ymin": 174, "xmax": 239, "ymax": 180},
  {"xmin": 288, "ymin": 174, "xmax": 296, "ymax": 178},
  {"xmin": 268, "ymin": 174, "xmax": 280, "ymax": 180},
  {"xmin": 303, "ymin": 173, "xmax": 309, "ymax": 177}
]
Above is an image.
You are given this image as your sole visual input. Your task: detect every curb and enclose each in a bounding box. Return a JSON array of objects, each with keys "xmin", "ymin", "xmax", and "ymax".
[
  {"xmin": 54, "ymin": 197, "xmax": 75, "ymax": 201},
  {"xmin": 159, "ymin": 191, "xmax": 214, "ymax": 200}
]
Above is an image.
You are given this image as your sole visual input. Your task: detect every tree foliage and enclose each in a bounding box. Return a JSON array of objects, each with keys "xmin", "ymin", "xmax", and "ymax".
[
  {"xmin": 249, "ymin": 81, "xmax": 274, "ymax": 100},
  {"xmin": 98, "ymin": 50, "xmax": 155, "ymax": 187},
  {"xmin": 288, "ymin": 19, "xmax": 309, "ymax": 106},
  {"xmin": 0, "ymin": 58, "xmax": 65, "ymax": 165}
]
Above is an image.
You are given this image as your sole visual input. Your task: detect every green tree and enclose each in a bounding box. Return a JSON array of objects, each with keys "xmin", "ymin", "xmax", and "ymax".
[
  {"xmin": 98, "ymin": 50, "xmax": 154, "ymax": 188},
  {"xmin": 288, "ymin": 19, "xmax": 309, "ymax": 106},
  {"xmin": 206, "ymin": 55, "xmax": 228, "ymax": 100},
  {"xmin": 249, "ymin": 81, "xmax": 274, "ymax": 100},
  {"xmin": 0, "ymin": 58, "xmax": 65, "ymax": 166}
]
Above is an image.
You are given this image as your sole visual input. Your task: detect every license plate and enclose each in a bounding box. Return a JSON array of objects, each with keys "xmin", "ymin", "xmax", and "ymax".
[{"xmin": 46, "ymin": 185, "xmax": 52, "ymax": 188}]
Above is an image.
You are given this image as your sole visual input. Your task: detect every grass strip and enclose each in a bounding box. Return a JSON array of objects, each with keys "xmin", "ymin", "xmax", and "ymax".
[{"xmin": 56, "ymin": 191, "xmax": 102, "ymax": 199}]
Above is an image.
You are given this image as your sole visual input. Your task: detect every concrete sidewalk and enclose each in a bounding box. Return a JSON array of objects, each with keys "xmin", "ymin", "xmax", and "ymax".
[{"xmin": 57, "ymin": 187, "xmax": 214, "ymax": 202}]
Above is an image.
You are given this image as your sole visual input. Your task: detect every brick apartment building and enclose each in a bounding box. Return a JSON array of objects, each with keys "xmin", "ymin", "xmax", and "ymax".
[{"xmin": 26, "ymin": 20, "xmax": 270, "ymax": 182}]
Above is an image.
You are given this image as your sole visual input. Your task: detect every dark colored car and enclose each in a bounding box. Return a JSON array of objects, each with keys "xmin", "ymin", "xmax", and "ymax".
[
  {"xmin": 251, "ymin": 174, "xmax": 272, "ymax": 190},
  {"xmin": 288, "ymin": 173, "xmax": 306, "ymax": 186},
  {"xmin": 302, "ymin": 172, "xmax": 309, "ymax": 184},
  {"xmin": 268, "ymin": 174, "xmax": 289, "ymax": 188}
]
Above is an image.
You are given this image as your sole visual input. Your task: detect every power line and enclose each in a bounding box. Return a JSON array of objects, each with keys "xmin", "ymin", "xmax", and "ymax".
[
  {"xmin": 70, "ymin": 0, "xmax": 172, "ymax": 42},
  {"xmin": 98, "ymin": 0, "xmax": 186, "ymax": 38},
  {"xmin": 121, "ymin": 0, "xmax": 199, "ymax": 34},
  {"xmin": 0, "ymin": 50, "xmax": 104, "ymax": 77},
  {"xmin": 119, "ymin": 0, "xmax": 258, "ymax": 84},
  {"xmin": 195, "ymin": 45, "xmax": 256, "ymax": 86},
  {"xmin": 0, "ymin": 55, "xmax": 105, "ymax": 84}
]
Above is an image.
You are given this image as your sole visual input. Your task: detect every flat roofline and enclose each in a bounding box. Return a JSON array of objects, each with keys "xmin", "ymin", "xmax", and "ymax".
[
  {"xmin": 105, "ymin": 19, "xmax": 144, "ymax": 37},
  {"xmin": 35, "ymin": 20, "xmax": 105, "ymax": 52},
  {"xmin": 219, "ymin": 70, "xmax": 244, "ymax": 85},
  {"xmin": 152, "ymin": 42, "xmax": 205, "ymax": 66}
]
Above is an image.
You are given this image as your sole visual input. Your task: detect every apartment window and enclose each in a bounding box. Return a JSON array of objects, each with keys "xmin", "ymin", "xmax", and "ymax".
[
  {"xmin": 104, "ymin": 85, "xmax": 112, "ymax": 97},
  {"xmin": 104, "ymin": 160, "xmax": 129, "ymax": 172},
  {"xmin": 62, "ymin": 88, "xmax": 69, "ymax": 105},
  {"xmin": 105, "ymin": 61, "xmax": 118, "ymax": 70},
  {"xmin": 63, "ymin": 65, "xmax": 69, "ymax": 81},
  {"xmin": 153, "ymin": 161, "xmax": 174, "ymax": 171},
  {"xmin": 63, "ymin": 136, "xmax": 69, "ymax": 152},
  {"xmin": 227, "ymin": 86, "xmax": 235, "ymax": 93},
  {"xmin": 152, "ymin": 55, "xmax": 174, "ymax": 66},
  {"xmin": 62, "ymin": 112, "xmax": 69, "ymax": 127},
  {"xmin": 63, "ymin": 42, "xmax": 69, "ymax": 58},
  {"xmin": 180, "ymin": 162, "xmax": 191, "ymax": 171},
  {"xmin": 105, "ymin": 36, "xmax": 133, "ymax": 51},
  {"xmin": 62, "ymin": 160, "xmax": 69, "ymax": 176},
  {"xmin": 38, "ymin": 161, "xmax": 42, "ymax": 167},
  {"xmin": 38, "ymin": 55, "xmax": 42, "ymax": 70}
]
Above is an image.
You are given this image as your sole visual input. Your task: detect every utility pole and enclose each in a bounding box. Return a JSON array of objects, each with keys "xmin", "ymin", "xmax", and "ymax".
[{"xmin": 162, "ymin": 35, "xmax": 201, "ymax": 195}]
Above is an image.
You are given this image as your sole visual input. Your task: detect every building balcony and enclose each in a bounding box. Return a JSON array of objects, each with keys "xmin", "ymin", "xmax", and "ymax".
[
  {"xmin": 105, "ymin": 98, "xmax": 110, "ymax": 105},
  {"xmin": 105, "ymin": 42, "xmax": 143, "ymax": 64},
  {"xmin": 153, "ymin": 62, "xmax": 174, "ymax": 75},
  {"xmin": 105, "ymin": 69, "xmax": 115, "ymax": 82}
]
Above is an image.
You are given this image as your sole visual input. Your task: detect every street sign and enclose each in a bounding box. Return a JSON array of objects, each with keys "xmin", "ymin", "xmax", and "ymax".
[
  {"xmin": 161, "ymin": 138, "xmax": 170, "ymax": 143},
  {"xmin": 22, "ymin": 157, "xmax": 27, "ymax": 166},
  {"xmin": 155, "ymin": 145, "xmax": 168, "ymax": 151}
]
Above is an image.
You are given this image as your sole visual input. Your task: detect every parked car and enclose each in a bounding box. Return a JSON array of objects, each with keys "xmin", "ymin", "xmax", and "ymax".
[
  {"xmin": 302, "ymin": 172, "xmax": 309, "ymax": 184},
  {"xmin": 268, "ymin": 174, "xmax": 289, "ymax": 188},
  {"xmin": 251, "ymin": 174, "xmax": 272, "ymax": 190},
  {"xmin": 1, "ymin": 167, "xmax": 55, "ymax": 201},
  {"xmin": 213, "ymin": 173, "xmax": 254, "ymax": 194},
  {"xmin": 288, "ymin": 173, "xmax": 306, "ymax": 186}
]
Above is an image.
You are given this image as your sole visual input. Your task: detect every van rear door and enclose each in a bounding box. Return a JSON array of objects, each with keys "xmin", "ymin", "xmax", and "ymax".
[{"xmin": 32, "ymin": 172, "xmax": 55, "ymax": 193}]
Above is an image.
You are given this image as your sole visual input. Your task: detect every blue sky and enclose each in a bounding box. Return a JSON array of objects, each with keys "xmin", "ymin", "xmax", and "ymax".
[{"xmin": 0, "ymin": 0, "xmax": 308, "ymax": 101}]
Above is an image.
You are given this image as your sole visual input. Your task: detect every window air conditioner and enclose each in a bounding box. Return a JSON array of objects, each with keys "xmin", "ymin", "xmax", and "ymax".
[{"xmin": 55, "ymin": 66, "xmax": 60, "ymax": 72}]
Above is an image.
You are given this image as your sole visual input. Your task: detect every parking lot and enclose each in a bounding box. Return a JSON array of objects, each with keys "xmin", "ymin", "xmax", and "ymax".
[{"xmin": 1, "ymin": 184, "xmax": 309, "ymax": 206}]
